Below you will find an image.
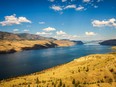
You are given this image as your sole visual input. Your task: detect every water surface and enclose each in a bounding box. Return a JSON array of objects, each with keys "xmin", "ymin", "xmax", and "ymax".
[{"xmin": 0, "ymin": 45, "xmax": 115, "ymax": 80}]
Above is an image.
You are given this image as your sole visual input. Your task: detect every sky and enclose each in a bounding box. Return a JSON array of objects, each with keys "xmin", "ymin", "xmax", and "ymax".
[{"xmin": 0, "ymin": 0, "xmax": 116, "ymax": 40}]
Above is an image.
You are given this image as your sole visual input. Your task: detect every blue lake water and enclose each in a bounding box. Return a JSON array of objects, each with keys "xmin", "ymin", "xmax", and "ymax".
[{"xmin": 0, "ymin": 45, "xmax": 115, "ymax": 80}]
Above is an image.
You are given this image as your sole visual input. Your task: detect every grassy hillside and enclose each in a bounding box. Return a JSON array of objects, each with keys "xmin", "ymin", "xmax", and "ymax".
[
  {"xmin": 53, "ymin": 40, "xmax": 75, "ymax": 47},
  {"xmin": 0, "ymin": 40, "xmax": 75, "ymax": 53},
  {"xmin": 0, "ymin": 53, "xmax": 116, "ymax": 87},
  {"xmin": 112, "ymin": 46, "xmax": 116, "ymax": 50}
]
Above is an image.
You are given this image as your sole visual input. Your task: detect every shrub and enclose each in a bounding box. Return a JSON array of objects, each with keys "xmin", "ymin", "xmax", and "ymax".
[
  {"xmin": 110, "ymin": 69, "xmax": 114, "ymax": 72},
  {"xmin": 36, "ymin": 77, "xmax": 39, "ymax": 84},
  {"xmin": 59, "ymin": 79, "xmax": 62, "ymax": 86},
  {"xmin": 74, "ymin": 83, "xmax": 78, "ymax": 87},
  {"xmin": 63, "ymin": 84, "xmax": 65, "ymax": 87},
  {"xmin": 72, "ymin": 79, "xmax": 75, "ymax": 84},
  {"xmin": 28, "ymin": 84, "xmax": 30, "ymax": 87}
]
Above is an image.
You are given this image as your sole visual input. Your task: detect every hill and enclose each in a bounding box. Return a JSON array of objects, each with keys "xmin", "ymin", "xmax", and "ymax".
[
  {"xmin": 0, "ymin": 31, "xmax": 21, "ymax": 40},
  {"xmin": 99, "ymin": 39, "xmax": 116, "ymax": 46},
  {"xmin": 72, "ymin": 40, "xmax": 84, "ymax": 45},
  {"xmin": 0, "ymin": 31, "xmax": 80, "ymax": 54},
  {"xmin": 17, "ymin": 33, "xmax": 47, "ymax": 40},
  {"xmin": 0, "ymin": 52, "xmax": 116, "ymax": 87},
  {"xmin": 0, "ymin": 31, "xmax": 49, "ymax": 40}
]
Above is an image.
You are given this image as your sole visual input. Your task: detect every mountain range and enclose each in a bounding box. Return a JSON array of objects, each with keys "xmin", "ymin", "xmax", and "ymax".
[{"xmin": 0, "ymin": 31, "xmax": 56, "ymax": 40}]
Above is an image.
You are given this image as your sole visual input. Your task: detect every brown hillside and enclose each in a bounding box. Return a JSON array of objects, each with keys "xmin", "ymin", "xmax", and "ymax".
[{"xmin": 0, "ymin": 53, "xmax": 116, "ymax": 87}]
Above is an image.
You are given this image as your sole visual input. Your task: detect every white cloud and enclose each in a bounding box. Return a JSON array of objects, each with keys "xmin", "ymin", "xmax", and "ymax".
[
  {"xmin": 62, "ymin": 0, "xmax": 67, "ymax": 2},
  {"xmin": 13, "ymin": 29, "xmax": 19, "ymax": 33},
  {"xmin": 39, "ymin": 22, "xmax": 45, "ymax": 24},
  {"xmin": 56, "ymin": 30, "xmax": 67, "ymax": 35},
  {"xmin": 36, "ymin": 32, "xmax": 52, "ymax": 36},
  {"xmin": 76, "ymin": 6, "xmax": 84, "ymax": 11},
  {"xmin": 85, "ymin": 32, "xmax": 96, "ymax": 36},
  {"xmin": 83, "ymin": 0, "xmax": 90, "ymax": 3},
  {"xmin": 54, "ymin": 32, "xmax": 79, "ymax": 40},
  {"xmin": 50, "ymin": 5, "xmax": 63, "ymax": 11},
  {"xmin": 18, "ymin": 17, "xmax": 31, "ymax": 23},
  {"xmin": 23, "ymin": 29, "xmax": 29, "ymax": 33},
  {"xmin": 43, "ymin": 27, "xmax": 56, "ymax": 32},
  {"xmin": 0, "ymin": 14, "xmax": 31, "ymax": 26},
  {"xmin": 64, "ymin": 5, "xmax": 76, "ymax": 9},
  {"xmin": 49, "ymin": 0, "xmax": 55, "ymax": 2},
  {"xmin": 92, "ymin": 18, "xmax": 116, "ymax": 27}
]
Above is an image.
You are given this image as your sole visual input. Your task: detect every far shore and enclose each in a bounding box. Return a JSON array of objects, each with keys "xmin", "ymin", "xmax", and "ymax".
[{"xmin": 0, "ymin": 40, "xmax": 75, "ymax": 54}]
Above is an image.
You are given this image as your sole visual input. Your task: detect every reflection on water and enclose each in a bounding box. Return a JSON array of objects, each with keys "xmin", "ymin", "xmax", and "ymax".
[{"xmin": 0, "ymin": 45, "xmax": 115, "ymax": 80}]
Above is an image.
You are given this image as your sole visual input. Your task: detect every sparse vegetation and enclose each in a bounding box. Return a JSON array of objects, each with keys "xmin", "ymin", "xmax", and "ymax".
[
  {"xmin": 0, "ymin": 53, "xmax": 116, "ymax": 87},
  {"xmin": 0, "ymin": 40, "xmax": 75, "ymax": 54}
]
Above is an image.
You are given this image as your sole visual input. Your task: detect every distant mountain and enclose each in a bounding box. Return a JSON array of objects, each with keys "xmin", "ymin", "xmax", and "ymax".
[
  {"xmin": 99, "ymin": 39, "xmax": 116, "ymax": 46},
  {"xmin": 83, "ymin": 40, "xmax": 103, "ymax": 45},
  {"xmin": 17, "ymin": 33, "xmax": 46, "ymax": 40},
  {"xmin": 71, "ymin": 40, "xmax": 84, "ymax": 45},
  {"xmin": 0, "ymin": 31, "xmax": 21, "ymax": 40},
  {"xmin": 0, "ymin": 31, "xmax": 56, "ymax": 40}
]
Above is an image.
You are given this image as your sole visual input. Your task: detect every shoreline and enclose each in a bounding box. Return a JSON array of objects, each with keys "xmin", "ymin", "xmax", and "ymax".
[
  {"xmin": 0, "ymin": 52, "xmax": 116, "ymax": 87},
  {"xmin": 0, "ymin": 40, "xmax": 76, "ymax": 54}
]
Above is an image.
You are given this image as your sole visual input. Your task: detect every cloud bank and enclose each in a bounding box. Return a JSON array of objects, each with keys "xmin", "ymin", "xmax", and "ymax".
[
  {"xmin": 0, "ymin": 14, "xmax": 31, "ymax": 26},
  {"xmin": 92, "ymin": 18, "xmax": 116, "ymax": 28},
  {"xmin": 85, "ymin": 32, "xmax": 96, "ymax": 36},
  {"xmin": 43, "ymin": 27, "xmax": 56, "ymax": 32}
]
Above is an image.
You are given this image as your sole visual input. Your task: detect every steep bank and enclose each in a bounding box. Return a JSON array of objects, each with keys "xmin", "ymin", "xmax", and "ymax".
[
  {"xmin": 0, "ymin": 40, "xmax": 75, "ymax": 54},
  {"xmin": 0, "ymin": 52, "xmax": 116, "ymax": 87}
]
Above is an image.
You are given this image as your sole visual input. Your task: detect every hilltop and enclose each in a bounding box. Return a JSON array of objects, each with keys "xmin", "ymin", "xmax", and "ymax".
[
  {"xmin": 0, "ymin": 52, "xmax": 116, "ymax": 87},
  {"xmin": 0, "ymin": 31, "xmax": 55, "ymax": 40}
]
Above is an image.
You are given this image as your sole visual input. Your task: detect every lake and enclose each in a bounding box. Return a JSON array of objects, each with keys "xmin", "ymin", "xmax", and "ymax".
[{"xmin": 0, "ymin": 45, "xmax": 115, "ymax": 80}]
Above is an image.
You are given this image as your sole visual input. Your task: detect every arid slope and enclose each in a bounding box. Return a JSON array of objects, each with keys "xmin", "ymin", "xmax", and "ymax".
[
  {"xmin": 0, "ymin": 53, "xmax": 116, "ymax": 87},
  {"xmin": 0, "ymin": 40, "xmax": 75, "ymax": 53},
  {"xmin": 112, "ymin": 46, "xmax": 116, "ymax": 50}
]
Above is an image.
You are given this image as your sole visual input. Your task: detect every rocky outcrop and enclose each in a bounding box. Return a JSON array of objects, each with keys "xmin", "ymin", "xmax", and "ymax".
[{"xmin": 99, "ymin": 39, "xmax": 116, "ymax": 46}]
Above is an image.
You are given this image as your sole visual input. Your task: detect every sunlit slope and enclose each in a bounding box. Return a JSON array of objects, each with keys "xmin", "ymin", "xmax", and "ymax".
[
  {"xmin": 0, "ymin": 40, "xmax": 75, "ymax": 53},
  {"xmin": 112, "ymin": 46, "xmax": 116, "ymax": 50},
  {"xmin": 0, "ymin": 53, "xmax": 116, "ymax": 87}
]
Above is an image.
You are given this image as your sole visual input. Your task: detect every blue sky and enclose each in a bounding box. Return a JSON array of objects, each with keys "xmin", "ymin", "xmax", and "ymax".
[{"xmin": 0, "ymin": 0, "xmax": 116, "ymax": 40}]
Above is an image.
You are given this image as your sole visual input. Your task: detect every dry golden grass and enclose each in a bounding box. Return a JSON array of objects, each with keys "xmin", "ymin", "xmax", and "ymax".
[
  {"xmin": 0, "ymin": 40, "xmax": 52, "ymax": 52},
  {"xmin": 112, "ymin": 46, "xmax": 116, "ymax": 50},
  {"xmin": 0, "ymin": 40, "xmax": 75, "ymax": 53},
  {"xmin": 0, "ymin": 53, "xmax": 116, "ymax": 87},
  {"xmin": 53, "ymin": 40, "xmax": 75, "ymax": 47}
]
